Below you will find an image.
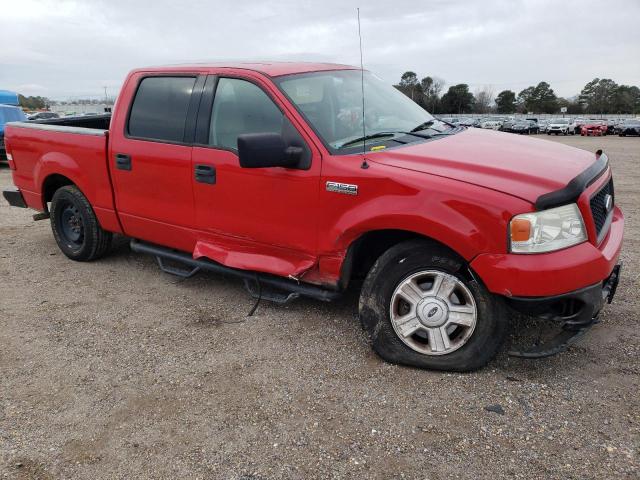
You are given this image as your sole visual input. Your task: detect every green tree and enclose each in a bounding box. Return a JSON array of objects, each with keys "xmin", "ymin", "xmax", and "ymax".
[
  {"xmin": 533, "ymin": 82, "xmax": 558, "ymax": 113},
  {"xmin": 419, "ymin": 76, "xmax": 444, "ymax": 113},
  {"xmin": 517, "ymin": 82, "xmax": 558, "ymax": 113},
  {"xmin": 440, "ymin": 84, "xmax": 475, "ymax": 113},
  {"xmin": 495, "ymin": 90, "xmax": 517, "ymax": 113},
  {"xmin": 613, "ymin": 85, "xmax": 640, "ymax": 114},
  {"xmin": 397, "ymin": 71, "xmax": 421, "ymax": 101},
  {"xmin": 579, "ymin": 78, "xmax": 618, "ymax": 114},
  {"xmin": 18, "ymin": 94, "xmax": 50, "ymax": 110},
  {"xmin": 517, "ymin": 86, "xmax": 536, "ymax": 112}
]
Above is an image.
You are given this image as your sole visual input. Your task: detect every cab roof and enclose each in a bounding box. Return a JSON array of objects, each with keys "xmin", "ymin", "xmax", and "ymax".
[{"xmin": 134, "ymin": 61, "xmax": 360, "ymax": 77}]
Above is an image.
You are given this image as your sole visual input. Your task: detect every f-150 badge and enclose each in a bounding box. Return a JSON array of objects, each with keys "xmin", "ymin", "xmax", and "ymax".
[{"xmin": 326, "ymin": 181, "xmax": 358, "ymax": 195}]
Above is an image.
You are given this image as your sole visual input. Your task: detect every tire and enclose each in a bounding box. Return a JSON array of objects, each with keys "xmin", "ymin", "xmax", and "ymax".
[
  {"xmin": 358, "ymin": 240, "xmax": 508, "ymax": 372},
  {"xmin": 50, "ymin": 185, "xmax": 112, "ymax": 261}
]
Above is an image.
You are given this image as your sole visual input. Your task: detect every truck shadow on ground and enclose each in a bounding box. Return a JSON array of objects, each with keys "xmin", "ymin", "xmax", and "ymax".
[{"xmin": 104, "ymin": 235, "xmax": 596, "ymax": 378}]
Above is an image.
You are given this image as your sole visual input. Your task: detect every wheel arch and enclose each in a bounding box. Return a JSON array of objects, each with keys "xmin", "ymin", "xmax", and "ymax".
[
  {"xmin": 34, "ymin": 150, "xmax": 88, "ymax": 211},
  {"xmin": 339, "ymin": 228, "xmax": 471, "ymax": 290},
  {"xmin": 42, "ymin": 173, "xmax": 77, "ymax": 210}
]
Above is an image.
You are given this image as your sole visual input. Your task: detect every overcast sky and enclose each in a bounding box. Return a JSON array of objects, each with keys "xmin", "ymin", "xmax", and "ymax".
[{"xmin": 2, "ymin": 0, "xmax": 639, "ymax": 101}]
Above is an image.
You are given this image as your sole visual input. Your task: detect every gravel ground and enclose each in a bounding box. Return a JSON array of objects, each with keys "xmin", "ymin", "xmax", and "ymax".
[{"xmin": 0, "ymin": 134, "xmax": 638, "ymax": 479}]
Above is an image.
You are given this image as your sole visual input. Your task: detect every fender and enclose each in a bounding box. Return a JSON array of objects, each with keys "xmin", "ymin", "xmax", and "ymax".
[{"xmin": 311, "ymin": 158, "xmax": 533, "ymax": 287}]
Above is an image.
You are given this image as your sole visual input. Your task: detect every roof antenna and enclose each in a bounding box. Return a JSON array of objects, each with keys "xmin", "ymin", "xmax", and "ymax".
[{"xmin": 357, "ymin": 7, "xmax": 369, "ymax": 169}]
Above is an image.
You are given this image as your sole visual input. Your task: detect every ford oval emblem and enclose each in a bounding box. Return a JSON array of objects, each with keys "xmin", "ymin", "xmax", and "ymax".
[
  {"xmin": 427, "ymin": 307, "xmax": 439, "ymax": 318},
  {"xmin": 604, "ymin": 194, "xmax": 613, "ymax": 213}
]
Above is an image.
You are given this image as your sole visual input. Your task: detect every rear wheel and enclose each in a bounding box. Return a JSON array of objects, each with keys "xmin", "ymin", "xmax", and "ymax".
[
  {"xmin": 359, "ymin": 240, "xmax": 508, "ymax": 371},
  {"xmin": 50, "ymin": 185, "xmax": 112, "ymax": 261}
]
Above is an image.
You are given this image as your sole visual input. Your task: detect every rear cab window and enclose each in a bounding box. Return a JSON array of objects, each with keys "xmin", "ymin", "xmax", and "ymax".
[{"xmin": 127, "ymin": 76, "xmax": 196, "ymax": 143}]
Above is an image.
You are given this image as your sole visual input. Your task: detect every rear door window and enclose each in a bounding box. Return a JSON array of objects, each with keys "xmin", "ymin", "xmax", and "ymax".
[{"xmin": 128, "ymin": 76, "xmax": 196, "ymax": 142}]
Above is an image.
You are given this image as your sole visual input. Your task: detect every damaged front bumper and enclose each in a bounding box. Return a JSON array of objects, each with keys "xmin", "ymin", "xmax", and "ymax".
[{"xmin": 506, "ymin": 263, "xmax": 622, "ymax": 358}]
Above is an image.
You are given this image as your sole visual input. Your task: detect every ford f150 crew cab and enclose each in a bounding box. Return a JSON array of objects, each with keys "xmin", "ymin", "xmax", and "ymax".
[{"xmin": 2, "ymin": 63, "xmax": 623, "ymax": 371}]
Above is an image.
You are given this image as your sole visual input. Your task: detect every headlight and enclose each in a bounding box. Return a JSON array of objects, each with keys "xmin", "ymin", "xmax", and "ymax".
[{"xmin": 509, "ymin": 203, "xmax": 587, "ymax": 254}]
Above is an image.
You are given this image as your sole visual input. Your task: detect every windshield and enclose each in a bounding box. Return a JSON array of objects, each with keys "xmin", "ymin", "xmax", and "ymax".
[
  {"xmin": 276, "ymin": 70, "xmax": 437, "ymax": 150},
  {"xmin": 551, "ymin": 119, "xmax": 569, "ymax": 124}
]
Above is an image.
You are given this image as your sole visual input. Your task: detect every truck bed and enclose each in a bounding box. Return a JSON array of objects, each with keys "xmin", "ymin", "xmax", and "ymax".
[
  {"xmin": 28, "ymin": 113, "xmax": 111, "ymax": 131},
  {"xmin": 4, "ymin": 115, "xmax": 120, "ymax": 232}
]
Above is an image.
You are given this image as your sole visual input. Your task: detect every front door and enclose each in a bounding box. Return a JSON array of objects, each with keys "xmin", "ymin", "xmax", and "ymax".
[{"xmin": 190, "ymin": 75, "xmax": 321, "ymax": 276}]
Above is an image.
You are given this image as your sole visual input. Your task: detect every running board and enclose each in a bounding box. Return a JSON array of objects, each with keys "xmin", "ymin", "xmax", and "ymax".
[{"xmin": 129, "ymin": 239, "xmax": 340, "ymax": 303}]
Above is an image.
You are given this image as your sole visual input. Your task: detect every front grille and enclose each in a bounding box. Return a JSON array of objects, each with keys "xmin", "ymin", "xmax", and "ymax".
[{"xmin": 589, "ymin": 178, "xmax": 614, "ymax": 239}]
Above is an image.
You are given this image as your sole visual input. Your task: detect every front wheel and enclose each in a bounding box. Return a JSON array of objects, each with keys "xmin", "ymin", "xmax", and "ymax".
[
  {"xmin": 50, "ymin": 185, "xmax": 112, "ymax": 261},
  {"xmin": 359, "ymin": 240, "xmax": 508, "ymax": 371}
]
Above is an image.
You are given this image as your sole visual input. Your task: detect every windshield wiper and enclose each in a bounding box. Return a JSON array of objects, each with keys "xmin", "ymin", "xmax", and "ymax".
[
  {"xmin": 407, "ymin": 130, "xmax": 455, "ymax": 139},
  {"xmin": 337, "ymin": 127, "xmax": 457, "ymax": 149},
  {"xmin": 336, "ymin": 132, "xmax": 399, "ymax": 149},
  {"xmin": 410, "ymin": 120, "xmax": 437, "ymax": 132}
]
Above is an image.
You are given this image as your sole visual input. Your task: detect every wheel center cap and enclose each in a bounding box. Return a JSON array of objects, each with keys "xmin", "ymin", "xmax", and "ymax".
[{"xmin": 417, "ymin": 298, "xmax": 448, "ymax": 327}]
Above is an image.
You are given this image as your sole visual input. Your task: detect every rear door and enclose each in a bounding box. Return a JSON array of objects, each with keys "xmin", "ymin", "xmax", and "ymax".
[
  {"xmin": 190, "ymin": 74, "xmax": 322, "ymax": 276},
  {"xmin": 109, "ymin": 73, "xmax": 204, "ymax": 251}
]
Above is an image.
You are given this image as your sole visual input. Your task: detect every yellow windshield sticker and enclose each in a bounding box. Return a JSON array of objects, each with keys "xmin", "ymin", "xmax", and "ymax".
[{"xmin": 370, "ymin": 145, "xmax": 386, "ymax": 151}]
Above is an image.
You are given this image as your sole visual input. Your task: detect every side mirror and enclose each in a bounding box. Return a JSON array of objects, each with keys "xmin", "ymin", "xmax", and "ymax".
[{"xmin": 237, "ymin": 133, "xmax": 303, "ymax": 169}]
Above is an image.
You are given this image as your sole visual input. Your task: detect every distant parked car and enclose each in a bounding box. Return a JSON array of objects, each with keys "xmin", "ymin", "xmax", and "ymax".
[
  {"xmin": 606, "ymin": 119, "xmax": 620, "ymax": 135},
  {"xmin": 28, "ymin": 111, "xmax": 60, "ymax": 121},
  {"xmin": 479, "ymin": 118, "xmax": 502, "ymax": 130},
  {"xmin": 581, "ymin": 120, "xmax": 607, "ymax": 136},
  {"xmin": 499, "ymin": 119, "xmax": 516, "ymax": 132},
  {"xmin": 616, "ymin": 119, "xmax": 640, "ymax": 136},
  {"xmin": 547, "ymin": 118, "xmax": 573, "ymax": 135},
  {"xmin": 437, "ymin": 117, "xmax": 459, "ymax": 125},
  {"xmin": 0, "ymin": 104, "xmax": 28, "ymax": 160},
  {"xmin": 537, "ymin": 120, "xmax": 549, "ymax": 133},
  {"xmin": 457, "ymin": 117, "xmax": 475, "ymax": 127},
  {"xmin": 511, "ymin": 119, "xmax": 538, "ymax": 135},
  {"xmin": 573, "ymin": 118, "xmax": 588, "ymax": 135}
]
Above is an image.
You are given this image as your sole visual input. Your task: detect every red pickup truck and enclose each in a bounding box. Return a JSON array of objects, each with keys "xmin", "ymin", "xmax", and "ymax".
[{"xmin": 2, "ymin": 62, "xmax": 623, "ymax": 371}]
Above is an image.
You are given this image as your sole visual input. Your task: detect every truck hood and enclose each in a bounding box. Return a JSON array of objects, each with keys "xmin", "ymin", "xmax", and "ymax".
[{"xmin": 369, "ymin": 128, "xmax": 598, "ymax": 205}]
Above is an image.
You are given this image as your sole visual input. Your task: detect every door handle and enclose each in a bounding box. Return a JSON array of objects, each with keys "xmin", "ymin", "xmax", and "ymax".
[
  {"xmin": 194, "ymin": 164, "xmax": 216, "ymax": 184},
  {"xmin": 115, "ymin": 153, "xmax": 132, "ymax": 171}
]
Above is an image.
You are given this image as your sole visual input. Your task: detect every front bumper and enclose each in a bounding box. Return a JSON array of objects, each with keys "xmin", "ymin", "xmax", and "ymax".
[
  {"xmin": 471, "ymin": 207, "xmax": 623, "ymax": 297},
  {"xmin": 2, "ymin": 187, "xmax": 28, "ymax": 208},
  {"xmin": 507, "ymin": 263, "xmax": 621, "ymax": 327},
  {"xmin": 506, "ymin": 263, "xmax": 621, "ymax": 357}
]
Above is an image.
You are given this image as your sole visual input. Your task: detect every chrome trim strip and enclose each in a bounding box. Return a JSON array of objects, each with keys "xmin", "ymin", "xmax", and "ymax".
[{"xmin": 6, "ymin": 121, "xmax": 107, "ymax": 137}]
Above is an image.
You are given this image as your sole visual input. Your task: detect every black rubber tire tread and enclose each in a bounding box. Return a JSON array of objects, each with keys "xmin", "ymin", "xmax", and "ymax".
[
  {"xmin": 359, "ymin": 239, "xmax": 508, "ymax": 372},
  {"xmin": 50, "ymin": 185, "xmax": 112, "ymax": 261}
]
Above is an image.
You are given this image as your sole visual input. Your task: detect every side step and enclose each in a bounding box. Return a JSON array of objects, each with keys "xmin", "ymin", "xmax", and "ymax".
[{"xmin": 129, "ymin": 239, "xmax": 341, "ymax": 303}]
